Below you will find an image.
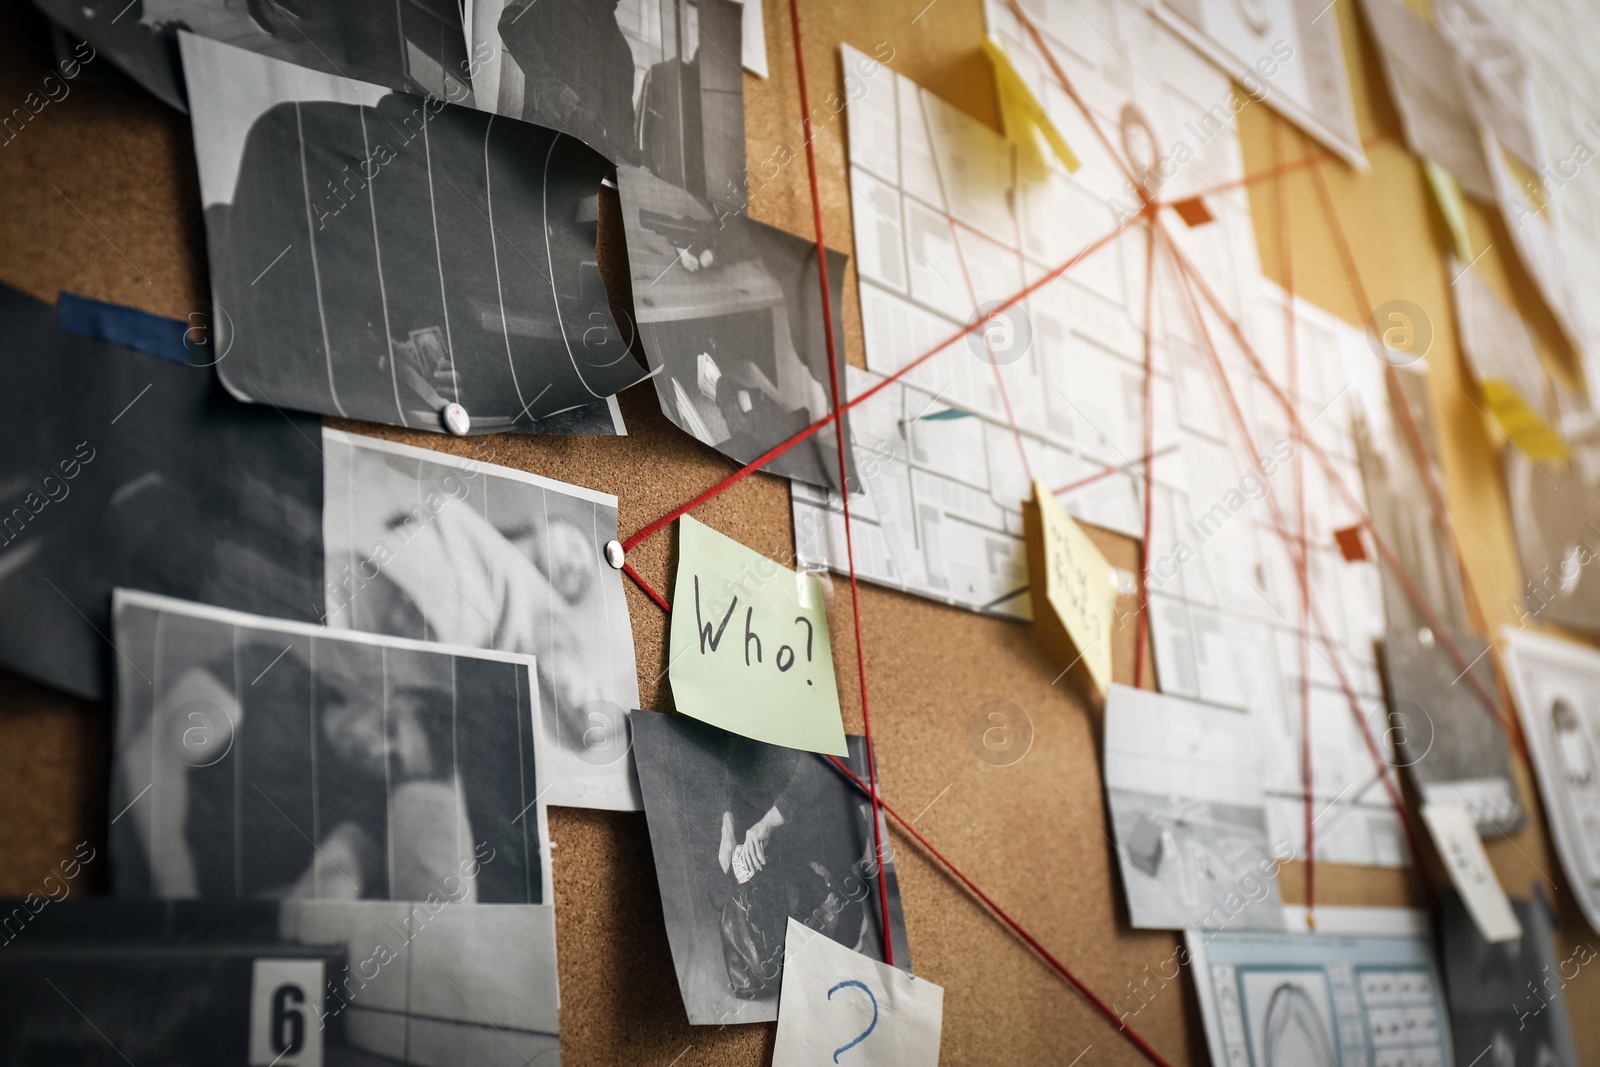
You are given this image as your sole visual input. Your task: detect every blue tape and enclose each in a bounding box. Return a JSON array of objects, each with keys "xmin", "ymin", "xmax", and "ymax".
[{"xmin": 57, "ymin": 292, "xmax": 199, "ymax": 365}]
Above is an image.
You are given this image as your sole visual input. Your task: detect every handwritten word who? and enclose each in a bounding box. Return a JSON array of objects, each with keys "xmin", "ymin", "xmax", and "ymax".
[{"xmin": 692, "ymin": 576, "xmax": 820, "ymax": 685}]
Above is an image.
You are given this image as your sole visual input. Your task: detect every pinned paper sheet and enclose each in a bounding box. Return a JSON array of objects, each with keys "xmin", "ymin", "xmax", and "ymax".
[
  {"xmin": 773, "ymin": 918, "xmax": 943, "ymax": 1067},
  {"xmin": 1422, "ymin": 801, "xmax": 1522, "ymax": 943},
  {"xmin": 1423, "ymin": 158, "xmax": 1473, "ymax": 264},
  {"xmin": 669, "ymin": 516, "xmax": 847, "ymax": 756},
  {"xmin": 1023, "ymin": 479, "xmax": 1117, "ymax": 698},
  {"xmin": 983, "ymin": 36, "xmax": 1079, "ymax": 181}
]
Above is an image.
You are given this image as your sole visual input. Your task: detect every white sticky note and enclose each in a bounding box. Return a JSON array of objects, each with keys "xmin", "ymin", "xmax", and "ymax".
[
  {"xmin": 1422, "ymin": 802, "xmax": 1522, "ymax": 943},
  {"xmin": 773, "ymin": 918, "xmax": 943, "ymax": 1067}
]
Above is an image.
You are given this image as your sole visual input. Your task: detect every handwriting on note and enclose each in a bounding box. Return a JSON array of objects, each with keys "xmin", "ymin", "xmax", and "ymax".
[
  {"xmin": 668, "ymin": 516, "xmax": 847, "ymax": 756},
  {"xmin": 773, "ymin": 919, "xmax": 943, "ymax": 1067},
  {"xmin": 1025, "ymin": 478, "xmax": 1119, "ymax": 698}
]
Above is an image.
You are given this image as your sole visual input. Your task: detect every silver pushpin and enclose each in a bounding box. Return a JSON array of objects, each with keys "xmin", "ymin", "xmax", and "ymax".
[
  {"xmin": 604, "ymin": 539, "xmax": 625, "ymax": 570},
  {"xmin": 441, "ymin": 403, "xmax": 471, "ymax": 436}
]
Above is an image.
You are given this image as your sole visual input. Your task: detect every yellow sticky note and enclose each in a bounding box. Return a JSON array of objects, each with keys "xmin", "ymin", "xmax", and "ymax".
[
  {"xmin": 1423, "ymin": 158, "xmax": 1473, "ymax": 264},
  {"xmin": 984, "ymin": 36, "xmax": 1080, "ymax": 181},
  {"xmin": 668, "ymin": 516, "xmax": 847, "ymax": 755},
  {"xmin": 1481, "ymin": 378, "xmax": 1570, "ymax": 462},
  {"xmin": 1023, "ymin": 479, "xmax": 1117, "ymax": 698}
]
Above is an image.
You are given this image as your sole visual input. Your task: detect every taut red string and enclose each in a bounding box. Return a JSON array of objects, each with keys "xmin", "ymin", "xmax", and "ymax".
[
  {"xmin": 1268, "ymin": 117, "xmax": 1318, "ymax": 924},
  {"xmin": 820, "ymin": 753, "xmax": 1177, "ymax": 1067},
  {"xmin": 785, "ymin": 0, "xmax": 892, "ymax": 966},
  {"xmin": 620, "ymin": 218, "xmax": 1132, "ymax": 555}
]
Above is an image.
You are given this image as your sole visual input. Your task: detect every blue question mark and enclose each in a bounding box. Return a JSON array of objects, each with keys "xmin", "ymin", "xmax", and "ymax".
[{"xmin": 826, "ymin": 980, "xmax": 879, "ymax": 1062}]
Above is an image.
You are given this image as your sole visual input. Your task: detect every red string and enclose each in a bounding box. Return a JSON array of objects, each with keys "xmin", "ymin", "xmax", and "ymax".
[
  {"xmin": 1185, "ymin": 132, "xmax": 1394, "ymax": 201},
  {"xmin": 945, "ymin": 213, "xmax": 1035, "ymax": 482},
  {"xmin": 621, "ymin": 562, "xmax": 671, "ymax": 613},
  {"xmin": 620, "ymin": 219, "xmax": 1132, "ymax": 554},
  {"xmin": 784, "ymin": 0, "xmax": 893, "ymax": 967},
  {"xmin": 616, "ymin": 531, "xmax": 1178, "ymax": 1067},
  {"xmin": 1003, "ymin": 0, "xmax": 1435, "ymax": 884},
  {"xmin": 1302, "ymin": 160, "xmax": 1524, "ymax": 758},
  {"xmin": 606, "ymin": 4, "xmax": 1486, "ymax": 1057},
  {"xmin": 1265, "ymin": 117, "xmax": 1317, "ymax": 921},
  {"xmin": 1051, "ymin": 444, "xmax": 1173, "ymax": 496},
  {"xmin": 1133, "ymin": 218, "xmax": 1159, "ymax": 691},
  {"xmin": 818, "ymin": 753, "xmax": 1175, "ymax": 1067},
  {"xmin": 1158, "ymin": 227, "xmax": 1435, "ymax": 895}
]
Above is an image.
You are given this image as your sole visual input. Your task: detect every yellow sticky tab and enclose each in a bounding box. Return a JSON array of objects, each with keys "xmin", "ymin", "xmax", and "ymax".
[
  {"xmin": 1423, "ymin": 158, "xmax": 1473, "ymax": 264},
  {"xmin": 1481, "ymin": 378, "xmax": 1570, "ymax": 463},
  {"xmin": 668, "ymin": 516, "xmax": 848, "ymax": 755},
  {"xmin": 1024, "ymin": 479, "xmax": 1117, "ymax": 698},
  {"xmin": 984, "ymin": 36, "xmax": 1080, "ymax": 180}
]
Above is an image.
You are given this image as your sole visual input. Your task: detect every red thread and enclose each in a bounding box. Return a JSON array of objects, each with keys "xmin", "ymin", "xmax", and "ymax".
[
  {"xmin": 619, "ymin": 548, "xmax": 1180, "ymax": 1067},
  {"xmin": 785, "ymin": 0, "xmax": 892, "ymax": 967},
  {"xmin": 620, "ymin": 220, "xmax": 1131, "ymax": 555},
  {"xmin": 1302, "ymin": 161, "xmax": 1523, "ymax": 758},
  {"xmin": 621, "ymin": 562, "xmax": 671, "ymax": 613},
  {"xmin": 1268, "ymin": 119, "xmax": 1316, "ymax": 920},
  {"xmin": 819, "ymin": 753, "xmax": 1176, "ymax": 1067},
  {"xmin": 1134, "ymin": 219, "xmax": 1159, "ymax": 691},
  {"xmin": 1159, "ymin": 227, "xmax": 1435, "ymax": 896}
]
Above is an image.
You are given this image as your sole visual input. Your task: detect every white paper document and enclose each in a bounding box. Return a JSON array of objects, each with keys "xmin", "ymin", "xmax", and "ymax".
[{"xmin": 773, "ymin": 918, "xmax": 943, "ymax": 1067}]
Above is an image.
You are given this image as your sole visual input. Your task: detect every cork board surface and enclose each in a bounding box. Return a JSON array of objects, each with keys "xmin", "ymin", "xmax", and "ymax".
[{"xmin": 1, "ymin": 0, "xmax": 1597, "ymax": 1064}]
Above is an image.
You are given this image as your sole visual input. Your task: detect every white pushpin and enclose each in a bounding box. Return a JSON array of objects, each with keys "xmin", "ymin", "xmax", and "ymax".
[
  {"xmin": 441, "ymin": 402, "xmax": 471, "ymax": 436},
  {"xmin": 604, "ymin": 539, "xmax": 625, "ymax": 570}
]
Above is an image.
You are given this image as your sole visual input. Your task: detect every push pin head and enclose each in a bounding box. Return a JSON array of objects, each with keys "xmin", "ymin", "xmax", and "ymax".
[
  {"xmin": 442, "ymin": 402, "xmax": 471, "ymax": 436},
  {"xmin": 1417, "ymin": 626, "xmax": 1435, "ymax": 648},
  {"xmin": 604, "ymin": 539, "xmax": 625, "ymax": 570}
]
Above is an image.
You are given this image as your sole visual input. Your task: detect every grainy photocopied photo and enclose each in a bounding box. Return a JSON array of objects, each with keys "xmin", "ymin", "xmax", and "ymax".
[
  {"xmin": 183, "ymin": 32, "xmax": 647, "ymax": 437},
  {"xmin": 631, "ymin": 709, "xmax": 909, "ymax": 1025},
  {"xmin": 322, "ymin": 429, "xmax": 643, "ymax": 810},
  {"xmin": 110, "ymin": 590, "xmax": 553, "ymax": 908}
]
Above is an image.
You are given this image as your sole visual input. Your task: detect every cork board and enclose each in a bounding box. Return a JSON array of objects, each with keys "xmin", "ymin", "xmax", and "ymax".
[{"xmin": 0, "ymin": 0, "xmax": 1597, "ymax": 1064}]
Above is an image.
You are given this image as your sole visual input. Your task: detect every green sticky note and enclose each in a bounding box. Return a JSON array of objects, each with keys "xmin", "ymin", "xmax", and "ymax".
[{"xmin": 668, "ymin": 516, "xmax": 847, "ymax": 755}]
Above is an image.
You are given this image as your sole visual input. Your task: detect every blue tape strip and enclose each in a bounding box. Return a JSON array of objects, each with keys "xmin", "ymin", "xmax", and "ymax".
[{"xmin": 57, "ymin": 292, "xmax": 196, "ymax": 364}]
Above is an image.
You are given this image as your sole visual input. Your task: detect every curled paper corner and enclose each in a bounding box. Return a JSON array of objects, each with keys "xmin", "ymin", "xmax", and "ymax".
[{"xmin": 983, "ymin": 36, "xmax": 1080, "ymax": 180}]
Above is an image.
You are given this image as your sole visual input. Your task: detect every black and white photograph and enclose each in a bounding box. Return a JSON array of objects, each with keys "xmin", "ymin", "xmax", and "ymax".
[
  {"xmin": 1501, "ymin": 629, "xmax": 1600, "ymax": 934},
  {"xmin": 322, "ymin": 429, "xmax": 643, "ymax": 810},
  {"xmin": 469, "ymin": 0, "xmax": 746, "ymax": 211},
  {"xmin": 183, "ymin": 32, "xmax": 649, "ymax": 438},
  {"xmin": 1103, "ymin": 685, "xmax": 1285, "ymax": 932},
  {"xmin": 1440, "ymin": 891, "xmax": 1582, "ymax": 1067},
  {"xmin": 0, "ymin": 898, "xmax": 560, "ymax": 1066},
  {"xmin": 630, "ymin": 708, "xmax": 909, "ymax": 1025},
  {"xmin": 33, "ymin": 0, "xmax": 476, "ymax": 112},
  {"xmin": 110, "ymin": 589, "xmax": 552, "ymax": 907},
  {"xmin": 618, "ymin": 168, "xmax": 857, "ymax": 491},
  {"xmin": 1381, "ymin": 626, "xmax": 1524, "ymax": 834},
  {"xmin": 471, "ymin": 0, "xmax": 857, "ymax": 489},
  {"xmin": 0, "ymin": 282, "xmax": 324, "ymax": 703}
]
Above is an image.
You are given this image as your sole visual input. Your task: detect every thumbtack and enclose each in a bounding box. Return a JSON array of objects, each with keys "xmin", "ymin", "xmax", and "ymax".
[
  {"xmin": 604, "ymin": 540, "xmax": 625, "ymax": 570},
  {"xmin": 441, "ymin": 402, "xmax": 471, "ymax": 436}
]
